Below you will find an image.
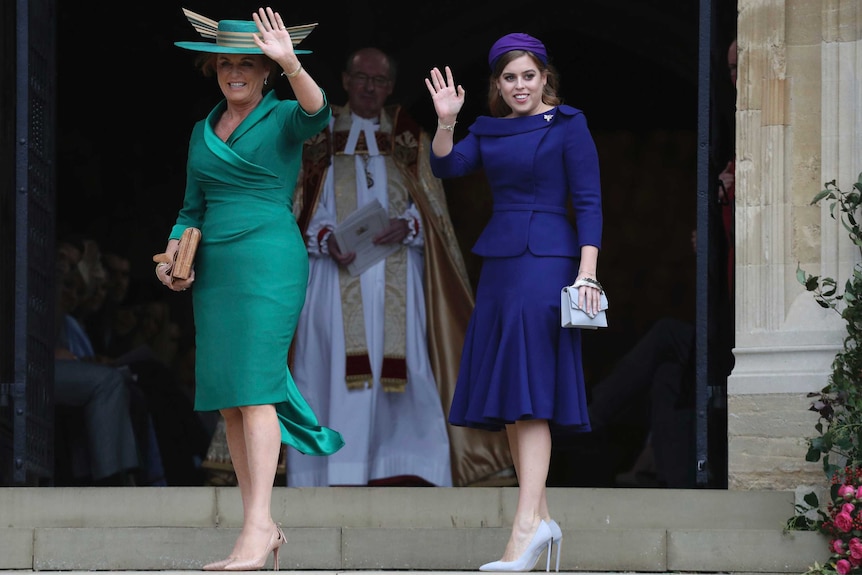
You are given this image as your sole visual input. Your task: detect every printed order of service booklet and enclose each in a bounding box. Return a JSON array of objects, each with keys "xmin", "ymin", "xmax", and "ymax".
[{"xmin": 332, "ymin": 198, "xmax": 399, "ymax": 276}]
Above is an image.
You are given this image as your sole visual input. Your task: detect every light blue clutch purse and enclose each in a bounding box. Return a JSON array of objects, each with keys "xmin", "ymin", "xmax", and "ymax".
[{"xmin": 561, "ymin": 282, "xmax": 609, "ymax": 329}]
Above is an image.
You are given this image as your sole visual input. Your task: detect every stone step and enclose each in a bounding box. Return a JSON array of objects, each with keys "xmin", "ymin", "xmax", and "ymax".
[
  {"xmin": 0, "ymin": 487, "xmax": 827, "ymax": 572},
  {"xmin": 0, "ymin": 573, "xmax": 804, "ymax": 575}
]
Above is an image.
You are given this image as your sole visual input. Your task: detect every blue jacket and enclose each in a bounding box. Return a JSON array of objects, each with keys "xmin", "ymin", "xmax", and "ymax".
[{"xmin": 430, "ymin": 105, "xmax": 602, "ymax": 258}]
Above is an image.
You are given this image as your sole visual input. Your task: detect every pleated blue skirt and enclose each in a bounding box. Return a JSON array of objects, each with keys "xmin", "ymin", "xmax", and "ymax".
[{"xmin": 449, "ymin": 252, "xmax": 591, "ymax": 432}]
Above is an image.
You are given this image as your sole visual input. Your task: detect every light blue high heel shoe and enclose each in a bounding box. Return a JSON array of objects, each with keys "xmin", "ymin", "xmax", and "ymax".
[
  {"xmin": 547, "ymin": 520, "xmax": 563, "ymax": 572},
  {"xmin": 479, "ymin": 520, "xmax": 553, "ymax": 572}
]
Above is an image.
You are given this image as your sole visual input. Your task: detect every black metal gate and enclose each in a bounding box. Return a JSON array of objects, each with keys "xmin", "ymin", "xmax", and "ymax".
[
  {"xmin": 0, "ymin": 0, "xmax": 56, "ymax": 486},
  {"xmin": 696, "ymin": 0, "xmax": 737, "ymax": 487}
]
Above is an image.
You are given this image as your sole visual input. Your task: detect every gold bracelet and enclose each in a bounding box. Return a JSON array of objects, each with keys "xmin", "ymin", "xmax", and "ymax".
[
  {"xmin": 437, "ymin": 120, "xmax": 456, "ymax": 132},
  {"xmin": 282, "ymin": 63, "xmax": 303, "ymax": 78}
]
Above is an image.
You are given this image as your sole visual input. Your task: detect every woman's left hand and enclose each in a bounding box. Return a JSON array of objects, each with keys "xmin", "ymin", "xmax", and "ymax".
[
  {"xmin": 252, "ymin": 7, "xmax": 296, "ymax": 62},
  {"xmin": 576, "ymin": 274, "xmax": 602, "ymax": 316}
]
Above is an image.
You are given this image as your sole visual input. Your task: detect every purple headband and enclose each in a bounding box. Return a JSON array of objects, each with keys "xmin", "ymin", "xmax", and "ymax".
[{"xmin": 488, "ymin": 33, "xmax": 548, "ymax": 71}]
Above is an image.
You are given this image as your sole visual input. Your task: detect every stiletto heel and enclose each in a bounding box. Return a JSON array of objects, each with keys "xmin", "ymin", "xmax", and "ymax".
[
  {"xmin": 547, "ymin": 519, "xmax": 562, "ymax": 572},
  {"xmin": 224, "ymin": 526, "xmax": 286, "ymax": 571},
  {"xmin": 480, "ymin": 520, "xmax": 553, "ymax": 572}
]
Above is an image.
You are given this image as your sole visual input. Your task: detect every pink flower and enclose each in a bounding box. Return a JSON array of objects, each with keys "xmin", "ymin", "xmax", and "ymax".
[
  {"xmin": 839, "ymin": 485, "xmax": 856, "ymax": 499},
  {"xmin": 820, "ymin": 471, "xmax": 862, "ymax": 575},
  {"xmin": 833, "ymin": 539, "xmax": 847, "ymax": 554},
  {"xmin": 835, "ymin": 511, "xmax": 855, "ymax": 532}
]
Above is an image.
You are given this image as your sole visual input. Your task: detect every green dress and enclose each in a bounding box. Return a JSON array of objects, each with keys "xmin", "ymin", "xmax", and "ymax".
[{"xmin": 170, "ymin": 90, "xmax": 344, "ymax": 456}]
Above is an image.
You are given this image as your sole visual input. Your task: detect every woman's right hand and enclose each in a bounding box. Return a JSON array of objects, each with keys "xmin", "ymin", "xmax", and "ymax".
[
  {"xmin": 425, "ymin": 66, "xmax": 464, "ymax": 123},
  {"xmin": 156, "ymin": 261, "xmax": 194, "ymax": 292},
  {"xmin": 154, "ymin": 239, "xmax": 194, "ymax": 292}
]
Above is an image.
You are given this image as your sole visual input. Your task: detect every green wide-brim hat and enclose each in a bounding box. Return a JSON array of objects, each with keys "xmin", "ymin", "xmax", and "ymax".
[{"xmin": 175, "ymin": 8, "xmax": 316, "ymax": 55}]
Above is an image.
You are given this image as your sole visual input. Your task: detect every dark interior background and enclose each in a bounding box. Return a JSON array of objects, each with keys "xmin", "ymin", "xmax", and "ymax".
[{"xmin": 54, "ymin": 0, "xmax": 738, "ymax": 485}]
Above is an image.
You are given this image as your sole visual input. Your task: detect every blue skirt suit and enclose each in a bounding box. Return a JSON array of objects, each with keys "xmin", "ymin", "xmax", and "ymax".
[{"xmin": 429, "ymin": 105, "xmax": 602, "ymax": 432}]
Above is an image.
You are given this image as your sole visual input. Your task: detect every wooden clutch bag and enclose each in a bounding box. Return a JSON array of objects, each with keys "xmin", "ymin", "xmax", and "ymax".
[
  {"xmin": 153, "ymin": 227, "xmax": 201, "ymax": 281},
  {"xmin": 172, "ymin": 227, "xmax": 201, "ymax": 280}
]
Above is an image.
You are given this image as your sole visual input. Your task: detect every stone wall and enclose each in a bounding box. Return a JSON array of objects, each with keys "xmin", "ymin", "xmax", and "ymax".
[
  {"xmin": 728, "ymin": 0, "xmax": 862, "ymax": 490},
  {"xmin": 728, "ymin": 392, "xmax": 824, "ymax": 490}
]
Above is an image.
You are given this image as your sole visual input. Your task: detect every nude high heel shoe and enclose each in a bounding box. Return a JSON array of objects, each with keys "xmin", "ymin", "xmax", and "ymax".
[
  {"xmin": 479, "ymin": 520, "xmax": 553, "ymax": 572},
  {"xmin": 203, "ymin": 557, "xmax": 236, "ymax": 571},
  {"xmin": 547, "ymin": 520, "xmax": 563, "ymax": 572},
  {"xmin": 224, "ymin": 526, "xmax": 286, "ymax": 572}
]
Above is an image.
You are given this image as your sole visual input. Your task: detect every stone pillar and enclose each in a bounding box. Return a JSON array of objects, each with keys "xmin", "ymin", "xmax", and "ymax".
[{"xmin": 727, "ymin": 0, "xmax": 861, "ymax": 490}]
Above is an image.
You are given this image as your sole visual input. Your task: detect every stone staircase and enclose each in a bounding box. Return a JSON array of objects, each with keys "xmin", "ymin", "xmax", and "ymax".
[{"xmin": 0, "ymin": 487, "xmax": 824, "ymax": 572}]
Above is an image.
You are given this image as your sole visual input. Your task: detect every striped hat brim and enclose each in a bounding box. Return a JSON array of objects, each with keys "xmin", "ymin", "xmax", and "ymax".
[{"xmin": 175, "ymin": 8, "xmax": 316, "ymax": 55}]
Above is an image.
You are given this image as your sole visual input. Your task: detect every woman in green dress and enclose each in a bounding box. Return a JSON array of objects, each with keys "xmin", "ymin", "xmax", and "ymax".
[{"xmin": 156, "ymin": 7, "xmax": 343, "ymax": 571}]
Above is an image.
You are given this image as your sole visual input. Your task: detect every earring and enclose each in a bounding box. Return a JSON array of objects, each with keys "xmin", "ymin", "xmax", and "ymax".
[{"xmin": 264, "ymin": 77, "xmax": 268, "ymax": 86}]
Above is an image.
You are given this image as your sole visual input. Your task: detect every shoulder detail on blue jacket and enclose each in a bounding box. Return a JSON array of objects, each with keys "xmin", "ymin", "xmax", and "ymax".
[
  {"xmin": 468, "ymin": 106, "xmax": 586, "ymax": 136},
  {"xmin": 469, "ymin": 111, "xmax": 554, "ymax": 137},
  {"xmin": 557, "ymin": 104, "xmax": 583, "ymax": 117}
]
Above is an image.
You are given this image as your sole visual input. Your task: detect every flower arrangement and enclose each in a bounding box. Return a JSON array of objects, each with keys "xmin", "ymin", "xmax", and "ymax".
[
  {"xmin": 805, "ymin": 466, "xmax": 862, "ymax": 575},
  {"xmin": 797, "ymin": 176, "xmax": 862, "ymax": 486},
  {"xmin": 789, "ymin": 174, "xmax": 862, "ymax": 575}
]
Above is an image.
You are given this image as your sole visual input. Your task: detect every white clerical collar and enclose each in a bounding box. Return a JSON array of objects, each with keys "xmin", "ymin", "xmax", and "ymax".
[{"xmin": 344, "ymin": 113, "xmax": 380, "ymax": 156}]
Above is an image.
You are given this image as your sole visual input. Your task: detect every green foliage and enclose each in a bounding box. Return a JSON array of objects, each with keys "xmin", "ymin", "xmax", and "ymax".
[
  {"xmin": 787, "ymin": 489, "xmax": 827, "ymax": 531},
  {"xmin": 797, "ymin": 174, "xmax": 862, "ymax": 480},
  {"xmin": 789, "ymin": 175, "xmax": 862, "ymax": 575}
]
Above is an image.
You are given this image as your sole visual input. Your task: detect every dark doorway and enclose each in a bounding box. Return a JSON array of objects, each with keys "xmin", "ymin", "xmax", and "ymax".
[{"xmin": 19, "ymin": 0, "xmax": 737, "ymax": 487}]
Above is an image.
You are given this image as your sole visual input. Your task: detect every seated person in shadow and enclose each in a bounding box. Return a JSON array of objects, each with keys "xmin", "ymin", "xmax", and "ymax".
[
  {"xmin": 587, "ymin": 195, "xmax": 735, "ymax": 488},
  {"xmin": 54, "ymin": 244, "xmax": 141, "ymax": 485},
  {"xmin": 67, "ymin": 235, "xmax": 210, "ymax": 485},
  {"xmin": 587, "ymin": 316, "xmax": 696, "ymax": 488}
]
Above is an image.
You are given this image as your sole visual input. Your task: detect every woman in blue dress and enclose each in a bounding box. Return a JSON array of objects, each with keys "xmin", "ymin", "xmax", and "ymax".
[
  {"xmin": 156, "ymin": 7, "xmax": 343, "ymax": 571},
  {"xmin": 425, "ymin": 33, "xmax": 603, "ymax": 572}
]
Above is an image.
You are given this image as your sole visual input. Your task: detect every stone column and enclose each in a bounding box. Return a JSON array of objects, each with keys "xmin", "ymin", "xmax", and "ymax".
[{"xmin": 727, "ymin": 0, "xmax": 861, "ymax": 490}]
